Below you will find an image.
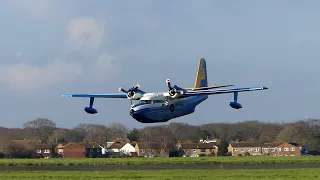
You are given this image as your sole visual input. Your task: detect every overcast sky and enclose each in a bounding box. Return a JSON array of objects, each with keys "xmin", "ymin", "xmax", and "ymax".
[{"xmin": 0, "ymin": 0, "xmax": 319, "ymax": 129}]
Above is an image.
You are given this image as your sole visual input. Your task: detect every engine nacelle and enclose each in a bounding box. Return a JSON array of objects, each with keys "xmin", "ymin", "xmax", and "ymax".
[
  {"xmin": 126, "ymin": 92, "xmax": 143, "ymax": 100},
  {"xmin": 229, "ymin": 102, "xmax": 242, "ymax": 109},
  {"xmin": 84, "ymin": 107, "xmax": 98, "ymax": 114},
  {"xmin": 170, "ymin": 92, "xmax": 182, "ymax": 99},
  {"xmin": 169, "ymin": 89, "xmax": 182, "ymax": 99}
]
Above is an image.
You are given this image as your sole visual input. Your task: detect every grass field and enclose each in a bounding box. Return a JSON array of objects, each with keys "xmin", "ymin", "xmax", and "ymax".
[
  {"xmin": 1, "ymin": 168, "xmax": 320, "ymax": 180},
  {"xmin": 0, "ymin": 156, "xmax": 320, "ymax": 166}
]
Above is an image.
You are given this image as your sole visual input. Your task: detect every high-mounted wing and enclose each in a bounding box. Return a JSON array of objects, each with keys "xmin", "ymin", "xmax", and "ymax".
[
  {"xmin": 182, "ymin": 86, "xmax": 268, "ymax": 96},
  {"xmin": 62, "ymin": 84, "xmax": 146, "ymax": 99},
  {"xmin": 61, "ymin": 93, "xmax": 127, "ymax": 115},
  {"xmin": 184, "ymin": 84, "xmax": 234, "ymax": 91},
  {"xmin": 62, "ymin": 93, "xmax": 127, "ymax": 98},
  {"xmin": 61, "ymin": 84, "xmax": 146, "ymax": 114}
]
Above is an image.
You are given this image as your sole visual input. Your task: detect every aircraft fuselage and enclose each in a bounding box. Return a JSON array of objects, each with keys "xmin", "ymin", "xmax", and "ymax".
[{"xmin": 129, "ymin": 93, "xmax": 208, "ymax": 123}]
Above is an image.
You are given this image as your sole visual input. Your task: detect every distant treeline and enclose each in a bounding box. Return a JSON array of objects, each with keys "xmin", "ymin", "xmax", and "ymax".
[{"xmin": 1, "ymin": 118, "xmax": 320, "ymax": 153}]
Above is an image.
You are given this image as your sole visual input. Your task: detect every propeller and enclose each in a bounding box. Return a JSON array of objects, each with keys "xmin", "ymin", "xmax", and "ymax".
[
  {"xmin": 119, "ymin": 84, "xmax": 140, "ymax": 93},
  {"xmin": 118, "ymin": 84, "xmax": 141, "ymax": 105},
  {"xmin": 166, "ymin": 79, "xmax": 176, "ymax": 96}
]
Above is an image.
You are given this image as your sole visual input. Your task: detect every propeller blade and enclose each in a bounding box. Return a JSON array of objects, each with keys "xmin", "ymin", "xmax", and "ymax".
[
  {"xmin": 166, "ymin": 79, "xmax": 172, "ymax": 90},
  {"xmin": 118, "ymin": 87, "xmax": 127, "ymax": 93},
  {"xmin": 134, "ymin": 84, "xmax": 140, "ymax": 89}
]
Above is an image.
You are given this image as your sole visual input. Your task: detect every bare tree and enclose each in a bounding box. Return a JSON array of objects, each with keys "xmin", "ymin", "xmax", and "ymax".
[
  {"xmin": 73, "ymin": 123, "xmax": 113, "ymax": 146},
  {"xmin": 86, "ymin": 125, "xmax": 111, "ymax": 146},
  {"xmin": 23, "ymin": 118, "xmax": 56, "ymax": 143},
  {"xmin": 0, "ymin": 136, "xmax": 10, "ymax": 155},
  {"xmin": 108, "ymin": 123, "xmax": 129, "ymax": 141}
]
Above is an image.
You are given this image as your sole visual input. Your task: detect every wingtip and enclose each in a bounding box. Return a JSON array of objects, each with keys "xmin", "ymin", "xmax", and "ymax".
[{"xmin": 62, "ymin": 94, "xmax": 72, "ymax": 97}]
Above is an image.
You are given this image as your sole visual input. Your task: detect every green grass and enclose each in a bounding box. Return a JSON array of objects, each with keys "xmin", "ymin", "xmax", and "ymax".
[
  {"xmin": 0, "ymin": 156, "xmax": 320, "ymax": 166},
  {"xmin": 1, "ymin": 169, "xmax": 320, "ymax": 180}
]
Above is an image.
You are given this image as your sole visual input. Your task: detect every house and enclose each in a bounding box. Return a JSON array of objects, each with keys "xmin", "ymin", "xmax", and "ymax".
[
  {"xmin": 107, "ymin": 141, "xmax": 125, "ymax": 157},
  {"xmin": 79, "ymin": 142, "xmax": 103, "ymax": 158},
  {"xmin": 107, "ymin": 140, "xmax": 137, "ymax": 157},
  {"xmin": 8, "ymin": 140, "xmax": 42, "ymax": 158},
  {"xmin": 35, "ymin": 143, "xmax": 54, "ymax": 158},
  {"xmin": 106, "ymin": 142, "xmax": 114, "ymax": 149},
  {"xmin": 177, "ymin": 142, "xmax": 218, "ymax": 157},
  {"xmin": 61, "ymin": 142, "xmax": 102, "ymax": 158},
  {"xmin": 262, "ymin": 142, "xmax": 283, "ymax": 156},
  {"xmin": 199, "ymin": 138, "xmax": 220, "ymax": 144},
  {"xmin": 136, "ymin": 142, "xmax": 173, "ymax": 157},
  {"xmin": 107, "ymin": 141, "xmax": 125, "ymax": 153},
  {"xmin": 262, "ymin": 142, "xmax": 307, "ymax": 156},
  {"xmin": 277, "ymin": 142, "xmax": 305, "ymax": 156},
  {"xmin": 119, "ymin": 143, "xmax": 136, "ymax": 156},
  {"xmin": 228, "ymin": 142, "xmax": 262, "ymax": 156},
  {"xmin": 55, "ymin": 142, "xmax": 68, "ymax": 158}
]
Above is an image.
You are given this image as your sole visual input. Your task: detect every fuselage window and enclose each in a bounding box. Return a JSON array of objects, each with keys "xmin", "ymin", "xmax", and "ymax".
[
  {"xmin": 139, "ymin": 100, "xmax": 151, "ymax": 104},
  {"xmin": 153, "ymin": 100, "xmax": 165, "ymax": 103}
]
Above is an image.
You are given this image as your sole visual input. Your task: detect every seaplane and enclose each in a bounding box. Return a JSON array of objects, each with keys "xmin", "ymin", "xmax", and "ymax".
[{"xmin": 62, "ymin": 58, "xmax": 268, "ymax": 123}]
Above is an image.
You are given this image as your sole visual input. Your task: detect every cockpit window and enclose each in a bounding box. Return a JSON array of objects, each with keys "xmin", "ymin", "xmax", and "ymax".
[
  {"xmin": 153, "ymin": 100, "xmax": 165, "ymax": 103},
  {"xmin": 139, "ymin": 100, "xmax": 165, "ymax": 104}
]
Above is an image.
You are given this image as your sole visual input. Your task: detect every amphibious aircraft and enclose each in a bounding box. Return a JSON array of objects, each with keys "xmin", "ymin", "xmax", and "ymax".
[{"xmin": 62, "ymin": 58, "xmax": 268, "ymax": 123}]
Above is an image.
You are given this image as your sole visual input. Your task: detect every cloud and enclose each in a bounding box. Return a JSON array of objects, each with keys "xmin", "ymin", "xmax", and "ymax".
[
  {"xmin": 65, "ymin": 17, "xmax": 106, "ymax": 53},
  {"xmin": 0, "ymin": 59, "xmax": 82, "ymax": 91},
  {"xmin": 93, "ymin": 52, "xmax": 118, "ymax": 79},
  {"xmin": 0, "ymin": 17, "xmax": 117, "ymax": 91},
  {"xmin": 16, "ymin": 52, "xmax": 22, "ymax": 57},
  {"xmin": 7, "ymin": 0, "xmax": 54, "ymax": 19}
]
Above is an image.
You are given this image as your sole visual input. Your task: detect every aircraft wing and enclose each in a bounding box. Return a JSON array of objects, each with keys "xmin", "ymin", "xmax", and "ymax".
[
  {"xmin": 182, "ymin": 86, "xmax": 268, "ymax": 96},
  {"xmin": 184, "ymin": 84, "xmax": 234, "ymax": 91},
  {"xmin": 62, "ymin": 93, "xmax": 127, "ymax": 98}
]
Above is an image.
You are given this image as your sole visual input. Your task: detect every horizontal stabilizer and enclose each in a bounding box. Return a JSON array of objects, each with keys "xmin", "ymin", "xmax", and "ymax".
[{"xmin": 185, "ymin": 84, "xmax": 234, "ymax": 91}]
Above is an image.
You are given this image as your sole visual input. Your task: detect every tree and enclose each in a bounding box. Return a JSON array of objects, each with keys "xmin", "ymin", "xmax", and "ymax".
[
  {"xmin": 47, "ymin": 128, "xmax": 71, "ymax": 145},
  {"xmin": 259, "ymin": 123, "xmax": 284, "ymax": 143},
  {"xmin": 169, "ymin": 148, "xmax": 185, "ymax": 157},
  {"xmin": 73, "ymin": 123, "xmax": 112, "ymax": 146},
  {"xmin": 108, "ymin": 123, "xmax": 129, "ymax": 141},
  {"xmin": 217, "ymin": 139, "xmax": 229, "ymax": 156},
  {"xmin": 275, "ymin": 121, "xmax": 311, "ymax": 143},
  {"xmin": 199, "ymin": 129, "xmax": 212, "ymax": 140},
  {"xmin": 0, "ymin": 136, "xmax": 10, "ymax": 156},
  {"xmin": 127, "ymin": 128, "xmax": 139, "ymax": 142},
  {"xmin": 23, "ymin": 118, "xmax": 56, "ymax": 142}
]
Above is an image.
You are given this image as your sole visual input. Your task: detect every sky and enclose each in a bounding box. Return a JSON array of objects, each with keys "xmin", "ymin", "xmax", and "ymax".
[{"xmin": 0, "ymin": 0, "xmax": 320, "ymax": 129}]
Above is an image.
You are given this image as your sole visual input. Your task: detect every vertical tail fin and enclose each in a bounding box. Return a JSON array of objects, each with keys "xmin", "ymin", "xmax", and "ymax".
[{"xmin": 194, "ymin": 58, "xmax": 208, "ymax": 88}]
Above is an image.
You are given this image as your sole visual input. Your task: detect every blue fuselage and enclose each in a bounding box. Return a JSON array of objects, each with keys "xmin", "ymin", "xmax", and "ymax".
[{"xmin": 129, "ymin": 95, "xmax": 208, "ymax": 123}]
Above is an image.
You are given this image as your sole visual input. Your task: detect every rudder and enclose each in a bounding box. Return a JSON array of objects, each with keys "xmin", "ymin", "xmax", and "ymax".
[{"xmin": 194, "ymin": 58, "xmax": 208, "ymax": 88}]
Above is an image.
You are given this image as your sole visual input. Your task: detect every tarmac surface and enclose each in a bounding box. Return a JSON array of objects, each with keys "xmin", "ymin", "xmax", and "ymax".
[{"xmin": 0, "ymin": 164, "xmax": 320, "ymax": 171}]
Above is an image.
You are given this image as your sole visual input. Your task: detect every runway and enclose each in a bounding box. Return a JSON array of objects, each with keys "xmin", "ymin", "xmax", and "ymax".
[{"xmin": 0, "ymin": 164, "xmax": 320, "ymax": 171}]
